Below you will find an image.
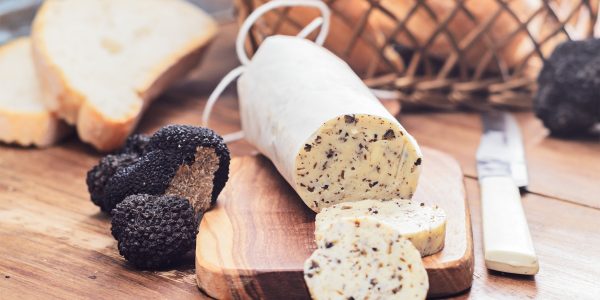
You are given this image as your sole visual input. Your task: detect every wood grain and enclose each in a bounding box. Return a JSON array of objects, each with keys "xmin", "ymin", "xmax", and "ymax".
[
  {"xmin": 456, "ymin": 178, "xmax": 600, "ymax": 299},
  {"xmin": 195, "ymin": 148, "xmax": 474, "ymax": 299},
  {"xmin": 400, "ymin": 112, "xmax": 600, "ymax": 208},
  {"xmin": 1, "ymin": 21, "xmax": 600, "ymax": 300}
]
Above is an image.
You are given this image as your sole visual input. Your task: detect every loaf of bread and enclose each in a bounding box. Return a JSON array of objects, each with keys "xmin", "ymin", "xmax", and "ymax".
[
  {"xmin": 237, "ymin": 0, "xmax": 384, "ymax": 76},
  {"xmin": 245, "ymin": 0, "xmax": 545, "ymax": 75},
  {"xmin": 0, "ymin": 37, "xmax": 69, "ymax": 147},
  {"xmin": 31, "ymin": 0, "xmax": 218, "ymax": 151},
  {"xmin": 373, "ymin": 0, "xmax": 539, "ymax": 71}
]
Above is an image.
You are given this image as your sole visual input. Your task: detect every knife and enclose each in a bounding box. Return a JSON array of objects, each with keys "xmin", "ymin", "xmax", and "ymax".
[{"xmin": 476, "ymin": 111, "xmax": 539, "ymax": 275}]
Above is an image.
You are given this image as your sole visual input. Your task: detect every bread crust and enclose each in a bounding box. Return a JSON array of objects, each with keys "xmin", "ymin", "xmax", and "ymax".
[
  {"xmin": 31, "ymin": 0, "xmax": 217, "ymax": 151},
  {"xmin": 0, "ymin": 37, "xmax": 70, "ymax": 147},
  {"xmin": 76, "ymin": 44, "xmax": 212, "ymax": 151},
  {"xmin": 0, "ymin": 109, "xmax": 70, "ymax": 147}
]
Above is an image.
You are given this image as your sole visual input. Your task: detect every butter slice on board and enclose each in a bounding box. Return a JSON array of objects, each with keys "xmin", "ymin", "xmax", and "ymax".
[
  {"xmin": 316, "ymin": 199, "xmax": 446, "ymax": 256},
  {"xmin": 305, "ymin": 216, "xmax": 428, "ymax": 300}
]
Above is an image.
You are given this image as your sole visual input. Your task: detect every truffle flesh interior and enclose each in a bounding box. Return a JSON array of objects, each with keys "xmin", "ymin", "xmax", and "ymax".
[{"xmin": 166, "ymin": 147, "xmax": 220, "ymax": 214}]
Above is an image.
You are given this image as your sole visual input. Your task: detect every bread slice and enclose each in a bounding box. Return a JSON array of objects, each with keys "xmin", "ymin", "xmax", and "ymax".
[
  {"xmin": 0, "ymin": 37, "xmax": 69, "ymax": 147},
  {"xmin": 31, "ymin": 0, "xmax": 218, "ymax": 151}
]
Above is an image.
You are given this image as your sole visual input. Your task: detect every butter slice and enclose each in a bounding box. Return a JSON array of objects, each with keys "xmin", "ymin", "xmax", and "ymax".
[
  {"xmin": 316, "ymin": 199, "xmax": 446, "ymax": 256},
  {"xmin": 305, "ymin": 216, "xmax": 428, "ymax": 300}
]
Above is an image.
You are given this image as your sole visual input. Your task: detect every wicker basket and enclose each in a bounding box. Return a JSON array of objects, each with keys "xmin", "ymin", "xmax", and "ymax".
[{"xmin": 234, "ymin": 0, "xmax": 599, "ymax": 110}]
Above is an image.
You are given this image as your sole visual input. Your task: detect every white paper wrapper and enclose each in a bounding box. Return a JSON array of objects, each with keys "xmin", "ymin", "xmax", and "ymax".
[{"xmin": 238, "ymin": 36, "xmax": 422, "ymax": 212}]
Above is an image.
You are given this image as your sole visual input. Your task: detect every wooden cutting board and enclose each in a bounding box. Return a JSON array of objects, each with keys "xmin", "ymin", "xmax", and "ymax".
[{"xmin": 195, "ymin": 147, "xmax": 473, "ymax": 299}]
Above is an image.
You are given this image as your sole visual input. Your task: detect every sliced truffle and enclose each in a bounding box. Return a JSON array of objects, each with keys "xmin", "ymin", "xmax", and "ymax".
[
  {"xmin": 148, "ymin": 125, "xmax": 230, "ymax": 204},
  {"xmin": 111, "ymin": 194, "xmax": 198, "ymax": 269},
  {"xmin": 102, "ymin": 125, "xmax": 230, "ymax": 212},
  {"xmin": 534, "ymin": 39, "xmax": 600, "ymax": 136}
]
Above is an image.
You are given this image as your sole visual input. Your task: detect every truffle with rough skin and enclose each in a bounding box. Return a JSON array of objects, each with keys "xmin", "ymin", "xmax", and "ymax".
[
  {"xmin": 111, "ymin": 194, "xmax": 199, "ymax": 269},
  {"xmin": 86, "ymin": 134, "xmax": 151, "ymax": 211},
  {"xmin": 102, "ymin": 125, "xmax": 230, "ymax": 212},
  {"xmin": 534, "ymin": 39, "xmax": 600, "ymax": 136},
  {"xmin": 86, "ymin": 153, "xmax": 139, "ymax": 211},
  {"xmin": 86, "ymin": 125, "xmax": 230, "ymax": 269},
  {"xmin": 148, "ymin": 125, "xmax": 230, "ymax": 204},
  {"xmin": 119, "ymin": 134, "xmax": 151, "ymax": 156}
]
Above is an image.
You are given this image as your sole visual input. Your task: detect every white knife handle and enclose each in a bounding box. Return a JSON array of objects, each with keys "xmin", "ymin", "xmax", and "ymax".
[{"xmin": 480, "ymin": 176, "xmax": 539, "ymax": 275}]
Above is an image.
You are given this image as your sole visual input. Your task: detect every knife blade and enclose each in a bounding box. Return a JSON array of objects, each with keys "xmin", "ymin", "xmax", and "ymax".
[
  {"xmin": 478, "ymin": 111, "xmax": 528, "ymax": 188},
  {"xmin": 477, "ymin": 111, "xmax": 539, "ymax": 275}
]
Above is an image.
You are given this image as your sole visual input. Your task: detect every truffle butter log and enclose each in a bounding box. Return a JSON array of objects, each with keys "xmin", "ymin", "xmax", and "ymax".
[{"xmin": 237, "ymin": 36, "xmax": 422, "ymax": 212}]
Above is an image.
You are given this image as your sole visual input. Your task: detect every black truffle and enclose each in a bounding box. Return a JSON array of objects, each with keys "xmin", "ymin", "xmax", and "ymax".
[
  {"xmin": 102, "ymin": 125, "xmax": 230, "ymax": 212},
  {"xmin": 86, "ymin": 153, "xmax": 139, "ymax": 212},
  {"xmin": 111, "ymin": 194, "xmax": 198, "ymax": 269},
  {"xmin": 119, "ymin": 134, "xmax": 152, "ymax": 156},
  {"xmin": 148, "ymin": 125, "xmax": 230, "ymax": 204},
  {"xmin": 534, "ymin": 39, "xmax": 600, "ymax": 136},
  {"xmin": 86, "ymin": 134, "xmax": 151, "ymax": 212}
]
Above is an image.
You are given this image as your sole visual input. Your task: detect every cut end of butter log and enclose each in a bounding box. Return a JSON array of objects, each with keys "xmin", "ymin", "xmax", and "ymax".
[
  {"xmin": 316, "ymin": 199, "xmax": 447, "ymax": 257},
  {"xmin": 294, "ymin": 114, "xmax": 422, "ymax": 212},
  {"xmin": 304, "ymin": 216, "xmax": 429, "ymax": 300},
  {"xmin": 238, "ymin": 36, "xmax": 422, "ymax": 212}
]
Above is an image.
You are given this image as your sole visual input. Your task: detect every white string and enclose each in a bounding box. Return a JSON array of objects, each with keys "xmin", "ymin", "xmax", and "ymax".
[
  {"xmin": 370, "ymin": 88, "xmax": 402, "ymax": 101},
  {"xmin": 203, "ymin": 0, "xmax": 331, "ymax": 143},
  {"xmin": 222, "ymin": 131, "xmax": 246, "ymax": 144},
  {"xmin": 202, "ymin": 65, "xmax": 245, "ymax": 130},
  {"xmin": 236, "ymin": 0, "xmax": 330, "ymax": 65},
  {"xmin": 297, "ymin": 17, "xmax": 324, "ymax": 39},
  {"xmin": 202, "ymin": 66, "xmax": 247, "ymax": 142}
]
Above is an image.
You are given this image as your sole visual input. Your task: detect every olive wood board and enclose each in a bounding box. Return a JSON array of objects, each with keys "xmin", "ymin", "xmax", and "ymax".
[{"xmin": 195, "ymin": 147, "xmax": 474, "ymax": 299}]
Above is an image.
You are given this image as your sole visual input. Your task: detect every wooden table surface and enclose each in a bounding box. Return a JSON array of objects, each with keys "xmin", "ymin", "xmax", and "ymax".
[{"xmin": 1, "ymin": 20, "xmax": 600, "ymax": 299}]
